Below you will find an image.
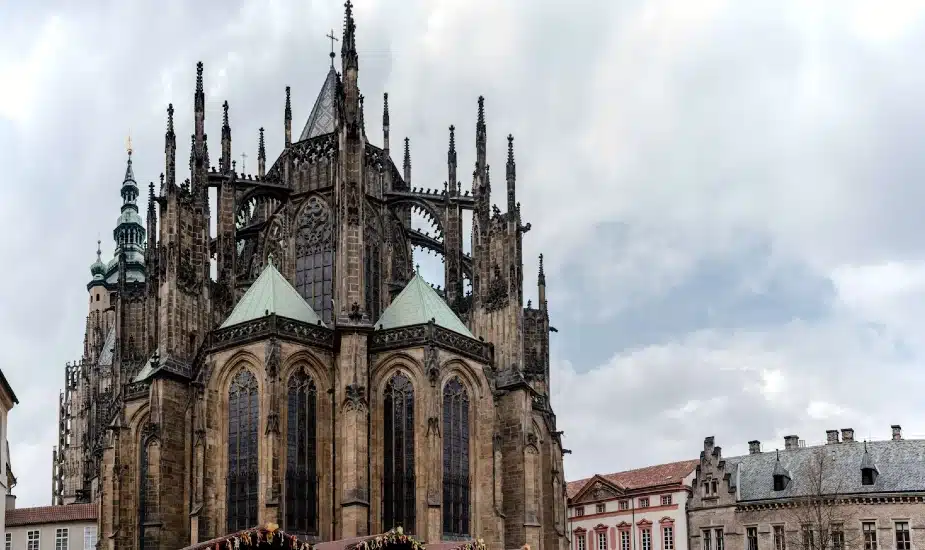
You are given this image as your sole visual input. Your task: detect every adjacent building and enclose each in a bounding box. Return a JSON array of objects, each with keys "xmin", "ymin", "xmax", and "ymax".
[
  {"xmin": 6, "ymin": 504, "xmax": 97, "ymax": 550},
  {"xmin": 0, "ymin": 368, "xmax": 18, "ymax": 539},
  {"xmin": 566, "ymin": 460, "xmax": 699, "ymax": 550},
  {"xmin": 688, "ymin": 426, "xmax": 925, "ymax": 550}
]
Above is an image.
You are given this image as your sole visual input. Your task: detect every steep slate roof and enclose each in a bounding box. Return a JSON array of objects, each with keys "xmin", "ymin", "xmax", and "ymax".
[
  {"xmin": 6, "ymin": 504, "xmax": 97, "ymax": 527},
  {"xmin": 567, "ymin": 459, "xmax": 699, "ymax": 499},
  {"xmin": 725, "ymin": 439, "xmax": 925, "ymax": 502},
  {"xmin": 0, "ymin": 367, "xmax": 17, "ymax": 405},
  {"xmin": 220, "ymin": 261, "xmax": 325, "ymax": 329},
  {"xmin": 375, "ymin": 273, "xmax": 473, "ymax": 337},
  {"xmin": 299, "ymin": 65, "xmax": 338, "ymax": 141}
]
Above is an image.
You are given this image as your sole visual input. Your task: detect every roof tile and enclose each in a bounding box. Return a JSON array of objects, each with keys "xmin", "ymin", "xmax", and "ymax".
[
  {"xmin": 567, "ymin": 459, "xmax": 699, "ymax": 499},
  {"xmin": 6, "ymin": 504, "xmax": 97, "ymax": 527}
]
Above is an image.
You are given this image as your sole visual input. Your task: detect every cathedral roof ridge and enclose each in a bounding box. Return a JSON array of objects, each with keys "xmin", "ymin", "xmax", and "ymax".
[
  {"xmin": 298, "ymin": 64, "xmax": 338, "ymax": 142},
  {"xmin": 375, "ymin": 273, "xmax": 473, "ymax": 338},
  {"xmin": 220, "ymin": 260, "xmax": 326, "ymax": 329}
]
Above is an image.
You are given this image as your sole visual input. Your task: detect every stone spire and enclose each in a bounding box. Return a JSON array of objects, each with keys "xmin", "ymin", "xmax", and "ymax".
[
  {"xmin": 448, "ymin": 125, "xmax": 457, "ymax": 195},
  {"xmin": 258, "ymin": 127, "xmax": 266, "ymax": 177},
  {"xmin": 403, "ymin": 137, "xmax": 411, "ymax": 185},
  {"xmin": 285, "ymin": 86, "xmax": 292, "ymax": 147}
]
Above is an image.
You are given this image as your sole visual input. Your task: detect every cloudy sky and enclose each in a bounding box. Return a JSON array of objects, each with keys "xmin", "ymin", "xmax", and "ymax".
[{"xmin": 3, "ymin": 0, "xmax": 925, "ymax": 507}]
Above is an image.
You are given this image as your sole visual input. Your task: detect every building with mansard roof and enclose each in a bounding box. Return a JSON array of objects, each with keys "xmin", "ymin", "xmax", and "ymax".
[
  {"xmin": 52, "ymin": 3, "xmax": 567, "ymax": 550},
  {"xmin": 688, "ymin": 426, "xmax": 925, "ymax": 550}
]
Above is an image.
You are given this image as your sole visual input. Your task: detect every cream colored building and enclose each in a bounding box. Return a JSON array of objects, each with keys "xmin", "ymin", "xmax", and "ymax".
[
  {"xmin": 5, "ymin": 505, "xmax": 97, "ymax": 550},
  {"xmin": 688, "ymin": 426, "xmax": 925, "ymax": 550},
  {"xmin": 0, "ymin": 368, "xmax": 18, "ymax": 540},
  {"xmin": 567, "ymin": 460, "xmax": 699, "ymax": 550}
]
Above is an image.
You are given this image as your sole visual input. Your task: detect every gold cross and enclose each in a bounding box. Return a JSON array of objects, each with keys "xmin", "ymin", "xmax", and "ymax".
[{"xmin": 126, "ymin": 133, "xmax": 133, "ymax": 155}]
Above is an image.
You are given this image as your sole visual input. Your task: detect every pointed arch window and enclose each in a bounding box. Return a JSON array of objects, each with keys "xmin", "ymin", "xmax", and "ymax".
[
  {"xmin": 365, "ymin": 212, "xmax": 381, "ymax": 320},
  {"xmin": 383, "ymin": 372, "xmax": 415, "ymax": 533},
  {"xmin": 285, "ymin": 372, "xmax": 318, "ymax": 535},
  {"xmin": 227, "ymin": 370, "xmax": 259, "ymax": 532},
  {"xmin": 139, "ymin": 438, "xmax": 160, "ymax": 550},
  {"xmin": 442, "ymin": 377, "xmax": 470, "ymax": 538},
  {"xmin": 295, "ymin": 197, "xmax": 334, "ymax": 325}
]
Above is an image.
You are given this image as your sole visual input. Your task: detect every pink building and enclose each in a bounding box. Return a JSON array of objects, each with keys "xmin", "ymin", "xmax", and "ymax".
[{"xmin": 566, "ymin": 460, "xmax": 699, "ymax": 550}]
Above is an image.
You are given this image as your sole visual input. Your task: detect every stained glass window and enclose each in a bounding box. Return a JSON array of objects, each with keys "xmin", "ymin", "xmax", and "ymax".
[
  {"xmin": 442, "ymin": 377, "xmax": 470, "ymax": 537},
  {"xmin": 295, "ymin": 197, "xmax": 334, "ymax": 324},
  {"xmin": 383, "ymin": 372, "xmax": 415, "ymax": 533},
  {"xmin": 227, "ymin": 369, "xmax": 259, "ymax": 532},
  {"xmin": 285, "ymin": 372, "xmax": 318, "ymax": 535},
  {"xmin": 139, "ymin": 439, "xmax": 159, "ymax": 550}
]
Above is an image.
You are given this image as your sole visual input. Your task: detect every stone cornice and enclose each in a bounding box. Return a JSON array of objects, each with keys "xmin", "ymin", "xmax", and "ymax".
[
  {"xmin": 369, "ymin": 322, "xmax": 493, "ymax": 364},
  {"xmin": 733, "ymin": 492, "xmax": 925, "ymax": 512},
  {"xmin": 210, "ymin": 314, "xmax": 335, "ymax": 352}
]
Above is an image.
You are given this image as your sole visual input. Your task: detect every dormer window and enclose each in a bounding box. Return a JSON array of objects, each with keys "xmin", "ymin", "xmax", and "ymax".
[
  {"xmin": 773, "ymin": 474, "xmax": 789, "ymax": 491},
  {"xmin": 861, "ymin": 467, "xmax": 876, "ymax": 486},
  {"xmin": 772, "ymin": 451, "xmax": 791, "ymax": 491}
]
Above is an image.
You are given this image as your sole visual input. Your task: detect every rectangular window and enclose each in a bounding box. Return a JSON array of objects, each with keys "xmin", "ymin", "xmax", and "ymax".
[
  {"xmin": 642, "ymin": 529, "xmax": 652, "ymax": 550},
  {"xmin": 711, "ymin": 480, "xmax": 718, "ymax": 494},
  {"xmin": 663, "ymin": 526, "xmax": 675, "ymax": 550},
  {"xmin": 639, "ymin": 498, "xmax": 650, "ymax": 508},
  {"xmin": 747, "ymin": 527, "xmax": 758, "ymax": 550},
  {"xmin": 832, "ymin": 524, "xmax": 844, "ymax": 550},
  {"xmin": 85, "ymin": 526, "xmax": 98, "ymax": 550},
  {"xmin": 577, "ymin": 533, "xmax": 587, "ymax": 550},
  {"xmin": 576, "ymin": 507, "xmax": 585, "ymax": 517},
  {"xmin": 598, "ymin": 532, "xmax": 608, "ymax": 550},
  {"xmin": 863, "ymin": 522, "xmax": 877, "ymax": 550},
  {"xmin": 5, "ymin": 533, "xmax": 10, "ymax": 550},
  {"xmin": 895, "ymin": 522, "xmax": 910, "ymax": 550},
  {"xmin": 56, "ymin": 528, "xmax": 69, "ymax": 550},
  {"xmin": 661, "ymin": 495, "xmax": 672, "ymax": 506},
  {"xmin": 715, "ymin": 530, "xmax": 724, "ymax": 550},
  {"xmin": 27, "ymin": 531, "xmax": 40, "ymax": 550},
  {"xmin": 774, "ymin": 526, "xmax": 786, "ymax": 550},
  {"xmin": 619, "ymin": 500, "xmax": 629, "ymax": 510},
  {"xmin": 596, "ymin": 503, "xmax": 606, "ymax": 514},
  {"xmin": 703, "ymin": 530, "xmax": 712, "ymax": 550},
  {"xmin": 802, "ymin": 526, "xmax": 814, "ymax": 550},
  {"xmin": 622, "ymin": 531, "xmax": 631, "ymax": 550}
]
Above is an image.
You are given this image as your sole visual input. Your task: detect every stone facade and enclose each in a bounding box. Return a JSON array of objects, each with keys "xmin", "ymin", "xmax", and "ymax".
[
  {"xmin": 53, "ymin": 4, "xmax": 567, "ymax": 550},
  {"xmin": 565, "ymin": 461, "xmax": 698, "ymax": 550},
  {"xmin": 688, "ymin": 427, "xmax": 925, "ymax": 550}
]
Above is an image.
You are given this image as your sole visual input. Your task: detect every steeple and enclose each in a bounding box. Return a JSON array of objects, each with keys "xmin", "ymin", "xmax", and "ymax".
[
  {"xmin": 382, "ymin": 93, "xmax": 390, "ymax": 155},
  {"xmin": 506, "ymin": 134, "xmax": 516, "ymax": 212},
  {"xmin": 258, "ymin": 127, "xmax": 266, "ymax": 177},
  {"xmin": 165, "ymin": 103, "xmax": 176, "ymax": 188},
  {"xmin": 403, "ymin": 137, "xmax": 411, "ymax": 184},
  {"xmin": 448, "ymin": 125, "xmax": 457, "ymax": 195},
  {"xmin": 88, "ymin": 240, "xmax": 106, "ymax": 289},
  {"xmin": 537, "ymin": 253, "xmax": 546, "ymax": 310},
  {"xmin": 285, "ymin": 86, "xmax": 292, "ymax": 147},
  {"xmin": 112, "ymin": 145, "xmax": 146, "ymax": 283},
  {"xmin": 221, "ymin": 100, "xmax": 231, "ymax": 173}
]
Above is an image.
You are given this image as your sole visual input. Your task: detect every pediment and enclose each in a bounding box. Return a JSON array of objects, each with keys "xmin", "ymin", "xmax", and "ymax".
[{"xmin": 574, "ymin": 475, "xmax": 624, "ymax": 503}]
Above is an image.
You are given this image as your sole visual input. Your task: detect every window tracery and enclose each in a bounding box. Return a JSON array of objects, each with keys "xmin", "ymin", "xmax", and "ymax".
[
  {"xmin": 138, "ymin": 438, "xmax": 160, "ymax": 550},
  {"xmin": 383, "ymin": 372, "xmax": 415, "ymax": 533},
  {"xmin": 365, "ymin": 205, "xmax": 381, "ymax": 320},
  {"xmin": 227, "ymin": 369, "xmax": 259, "ymax": 532},
  {"xmin": 442, "ymin": 377, "xmax": 470, "ymax": 537},
  {"xmin": 295, "ymin": 197, "xmax": 334, "ymax": 324},
  {"xmin": 285, "ymin": 371, "xmax": 318, "ymax": 535}
]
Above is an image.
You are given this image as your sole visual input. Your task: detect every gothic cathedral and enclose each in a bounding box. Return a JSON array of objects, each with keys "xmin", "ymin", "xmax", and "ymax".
[{"xmin": 53, "ymin": 4, "xmax": 567, "ymax": 550}]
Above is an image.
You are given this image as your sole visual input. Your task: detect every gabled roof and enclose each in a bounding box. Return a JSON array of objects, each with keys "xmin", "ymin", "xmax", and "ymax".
[
  {"xmin": 6, "ymin": 504, "xmax": 97, "ymax": 527},
  {"xmin": 567, "ymin": 459, "xmax": 699, "ymax": 499},
  {"xmin": 375, "ymin": 273, "xmax": 473, "ymax": 337},
  {"xmin": 299, "ymin": 65, "xmax": 338, "ymax": 141},
  {"xmin": 220, "ymin": 260, "xmax": 325, "ymax": 329}
]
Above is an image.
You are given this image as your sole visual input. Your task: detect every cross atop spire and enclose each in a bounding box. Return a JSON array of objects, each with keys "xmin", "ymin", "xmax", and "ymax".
[{"xmin": 326, "ymin": 29, "xmax": 339, "ymax": 66}]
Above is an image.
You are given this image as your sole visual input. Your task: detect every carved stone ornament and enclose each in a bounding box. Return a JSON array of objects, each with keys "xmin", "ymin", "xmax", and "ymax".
[
  {"xmin": 265, "ymin": 412, "xmax": 280, "ymax": 436},
  {"xmin": 525, "ymin": 431, "xmax": 538, "ymax": 447},
  {"xmin": 589, "ymin": 483, "xmax": 617, "ymax": 501},
  {"xmin": 344, "ymin": 181, "xmax": 360, "ymax": 226},
  {"xmin": 425, "ymin": 344, "xmax": 439, "ymax": 387},
  {"xmin": 265, "ymin": 338, "xmax": 281, "ymax": 378},
  {"xmin": 178, "ymin": 248, "xmax": 199, "ymax": 294},
  {"xmin": 348, "ymin": 302, "xmax": 363, "ymax": 322},
  {"xmin": 296, "ymin": 196, "xmax": 334, "ymax": 256},
  {"xmin": 343, "ymin": 383, "xmax": 368, "ymax": 412},
  {"xmin": 484, "ymin": 263, "xmax": 509, "ymax": 312},
  {"xmin": 426, "ymin": 416, "xmax": 441, "ymax": 438},
  {"xmin": 141, "ymin": 421, "xmax": 160, "ymax": 443}
]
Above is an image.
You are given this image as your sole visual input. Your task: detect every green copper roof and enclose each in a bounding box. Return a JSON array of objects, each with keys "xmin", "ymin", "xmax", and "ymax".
[
  {"xmin": 375, "ymin": 273, "xmax": 473, "ymax": 337},
  {"xmin": 220, "ymin": 260, "xmax": 325, "ymax": 329}
]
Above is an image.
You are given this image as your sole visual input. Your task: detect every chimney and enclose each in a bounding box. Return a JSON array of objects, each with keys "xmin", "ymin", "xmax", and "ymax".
[
  {"xmin": 748, "ymin": 440, "xmax": 761, "ymax": 454},
  {"xmin": 892, "ymin": 425, "xmax": 902, "ymax": 441},
  {"xmin": 784, "ymin": 435, "xmax": 799, "ymax": 450},
  {"xmin": 841, "ymin": 428, "xmax": 854, "ymax": 443},
  {"xmin": 704, "ymin": 436, "xmax": 715, "ymax": 454},
  {"xmin": 826, "ymin": 430, "xmax": 840, "ymax": 444}
]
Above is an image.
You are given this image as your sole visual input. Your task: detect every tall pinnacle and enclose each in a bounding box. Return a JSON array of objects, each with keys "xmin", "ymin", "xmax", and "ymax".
[
  {"xmin": 448, "ymin": 125, "xmax": 457, "ymax": 195},
  {"xmin": 476, "ymin": 96, "xmax": 487, "ymax": 173},
  {"xmin": 538, "ymin": 254, "xmax": 545, "ymax": 285},
  {"xmin": 403, "ymin": 137, "xmax": 411, "ymax": 185},
  {"xmin": 506, "ymin": 134, "xmax": 516, "ymax": 212},
  {"xmin": 284, "ymin": 86, "xmax": 292, "ymax": 147},
  {"xmin": 195, "ymin": 61, "xmax": 204, "ymax": 111},
  {"xmin": 342, "ymin": 0, "xmax": 357, "ymax": 69}
]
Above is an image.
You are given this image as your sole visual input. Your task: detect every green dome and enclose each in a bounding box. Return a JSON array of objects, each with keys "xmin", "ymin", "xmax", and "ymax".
[{"xmin": 90, "ymin": 240, "xmax": 106, "ymax": 276}]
